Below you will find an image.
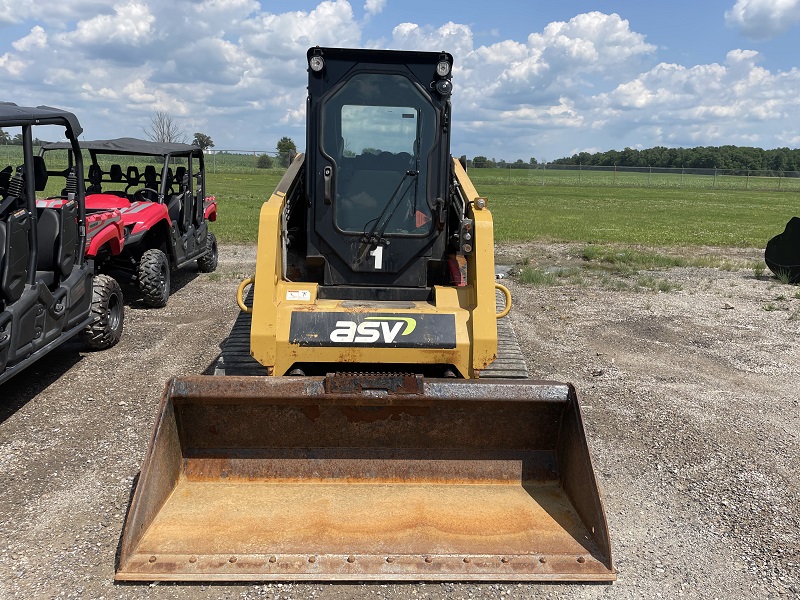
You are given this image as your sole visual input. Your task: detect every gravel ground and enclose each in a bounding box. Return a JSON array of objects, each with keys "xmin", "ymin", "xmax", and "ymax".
[{"xmin": 1, "ymin": 242, "xmax": 798, "ymax": 600}]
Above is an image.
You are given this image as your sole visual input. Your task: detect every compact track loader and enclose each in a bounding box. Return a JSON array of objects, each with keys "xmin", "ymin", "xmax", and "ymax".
[{"xmin": 117, "ymin": 48, "xmax": 613, "ymax": 582}]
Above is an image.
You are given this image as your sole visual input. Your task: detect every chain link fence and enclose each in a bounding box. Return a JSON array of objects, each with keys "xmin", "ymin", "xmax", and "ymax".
[
  {"xmin": 470, "ymin": 163, "xmax": 800, "ymax": 192},
  {"xmin": 3, "ymin": 143, "xmax": 798, "ymax": 192},
  {"xmin": 0, "ymin": 145, "xmax": 295, "ymax": 175},
  {"xmin": 205, "ymin": 150, "xmax": 294, "ymax": 173}
]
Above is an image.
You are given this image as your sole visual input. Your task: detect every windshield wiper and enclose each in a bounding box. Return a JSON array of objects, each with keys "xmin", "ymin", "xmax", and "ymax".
[{"xmin": 361, "ymin": 169, "xmax": 418, "ymax": 241}]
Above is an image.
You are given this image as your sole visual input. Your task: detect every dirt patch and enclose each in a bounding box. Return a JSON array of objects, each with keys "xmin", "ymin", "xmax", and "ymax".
[{"xmin": 1, "ymin": 243, "xmax": 798, "ymax": 599}]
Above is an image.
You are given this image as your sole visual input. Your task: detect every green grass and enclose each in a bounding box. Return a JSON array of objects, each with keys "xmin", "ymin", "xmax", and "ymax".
[
  {"xmin": 205, "ymin": 169, "xmax": 796, "ymax": 247},
  {"xmin": 206, "ymin": 171, "xmax": 283, "ymax": 243},
  {"xmin": 470, "ymin": 166, "xmax": 800, "ymax": 192},
  {"xmin": 472, "ymin": 178, "xmax": 796, "ymax": 247},
  {"xmin": 518, "ymin": 266, "xmax": 584, "ymax": 286}
]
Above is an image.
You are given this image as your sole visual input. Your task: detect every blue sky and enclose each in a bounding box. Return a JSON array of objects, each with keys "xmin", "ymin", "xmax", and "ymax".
[{"xmin": 2, "ymin": 0, "xmax": 800, "ymax": 161}]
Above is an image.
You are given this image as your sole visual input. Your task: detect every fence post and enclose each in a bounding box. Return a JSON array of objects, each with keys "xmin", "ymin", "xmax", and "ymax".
[
  {"xmin": 541, "ymin": 162, "xmax": 546, "ymax": 186},
  {"xmin": 713, "ymin": 168, "xmax": 717, "ymax": 189}
]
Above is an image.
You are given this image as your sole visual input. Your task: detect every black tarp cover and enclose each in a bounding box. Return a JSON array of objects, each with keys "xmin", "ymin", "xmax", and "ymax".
[{"xmin": 765, "ymin": 216, "xmax": 800, "ymax": 283}]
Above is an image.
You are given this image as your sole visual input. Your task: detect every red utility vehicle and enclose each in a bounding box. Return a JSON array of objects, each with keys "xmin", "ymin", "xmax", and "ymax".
[{"xmin": 41, "ymin": 138, "xmax": 218, "ymax": 307}]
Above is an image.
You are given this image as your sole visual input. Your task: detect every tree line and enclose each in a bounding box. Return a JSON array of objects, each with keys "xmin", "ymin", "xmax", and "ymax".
[{"xmin": 551, "ymin": 145, "xmax": 800, "ymax": 172}]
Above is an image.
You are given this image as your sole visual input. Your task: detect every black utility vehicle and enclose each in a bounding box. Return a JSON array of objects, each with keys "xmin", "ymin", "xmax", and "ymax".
[{"xmin": 0, "ymin": 104, "xmax": 123, "ymax": 386}]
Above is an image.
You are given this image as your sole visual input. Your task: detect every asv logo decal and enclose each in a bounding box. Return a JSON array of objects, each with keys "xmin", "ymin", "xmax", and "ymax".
[{"xmin": 330, "ymin": 317, "xmax": 416, "ymax": 344}]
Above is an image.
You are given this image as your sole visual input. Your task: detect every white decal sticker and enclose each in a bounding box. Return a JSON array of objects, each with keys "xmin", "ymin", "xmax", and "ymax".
[
  {"xmin": 370, "ymin": 245, "xmax": 383, "ymax": 270},
  {"xmin": 285, "ymin": 290, "xmax": 311, "ymax": 301}
]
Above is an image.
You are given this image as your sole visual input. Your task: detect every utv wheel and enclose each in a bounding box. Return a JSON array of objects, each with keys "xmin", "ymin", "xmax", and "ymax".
[
  {"xmin": 80, "ymin": 274, "xmax": 124, "ymax": 350},
  {"xmin": 197, "ymin": 231, "xmax": 218, "ymax": 273},
  {"xmin": 138, "ymin": 249, "xmax": 171, "ymax": 308}
]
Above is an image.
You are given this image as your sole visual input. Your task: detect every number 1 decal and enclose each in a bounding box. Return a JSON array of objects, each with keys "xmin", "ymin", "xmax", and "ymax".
[{"xmin": 369, "ymin": 245, "xmax": 383, "ymax": 270}]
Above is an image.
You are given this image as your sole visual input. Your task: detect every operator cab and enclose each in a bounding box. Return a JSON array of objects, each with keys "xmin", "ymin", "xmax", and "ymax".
[{"xmin": 304, "ymin": 47, "xmax": 454, "ymax": 297}]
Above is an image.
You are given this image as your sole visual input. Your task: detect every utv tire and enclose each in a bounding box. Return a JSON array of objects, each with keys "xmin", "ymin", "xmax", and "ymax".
[
  {"xmin": 197, "ymin": 231, "xmax": 218, "ymax": 273},
  {"xmin": 138, "ymin": 249, "xmax": 171, "ymax": 308},
  {"xmin": 80, "ymin": 274, "xmax": 124, "ymax": 350}
]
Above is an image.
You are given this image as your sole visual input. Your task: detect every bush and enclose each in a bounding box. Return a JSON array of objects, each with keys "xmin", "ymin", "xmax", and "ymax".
[{"xmin": 257, "ymin": 154, "xmax": 273, "ymax": 169}]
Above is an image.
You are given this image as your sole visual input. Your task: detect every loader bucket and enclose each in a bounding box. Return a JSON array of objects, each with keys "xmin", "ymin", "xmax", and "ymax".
[{"xmin": 116, "ymin": 375, "xmax": 614, "ymax": 582}]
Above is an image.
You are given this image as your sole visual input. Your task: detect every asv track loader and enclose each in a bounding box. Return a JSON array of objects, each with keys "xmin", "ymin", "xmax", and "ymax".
[{"xmin": 116, "ymin": 48, "xmax": 614, "ymax": 582}]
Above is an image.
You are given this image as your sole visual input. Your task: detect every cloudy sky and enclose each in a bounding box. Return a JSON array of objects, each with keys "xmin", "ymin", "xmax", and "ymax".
[{"xmin": 2, "ymin": 0, "xmax": 800, "ymax": 161}]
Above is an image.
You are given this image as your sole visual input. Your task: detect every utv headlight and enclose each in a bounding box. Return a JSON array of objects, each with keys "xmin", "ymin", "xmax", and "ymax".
[{"xmin": 436, "ymin": 60, "xmax": 451, "ymax": 77}]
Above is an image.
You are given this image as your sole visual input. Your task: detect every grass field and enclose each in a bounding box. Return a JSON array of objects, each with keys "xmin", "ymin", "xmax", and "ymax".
[
  {"xmin": 207, "ymin": 168, "xmax": 797, "ymax": 248},
  {"xmin": 3, "ymin": 140, "xmax": 793, "ymax": 248},
  {"xmin": 475, "ymin": 165, "xmax": 800, "ymax": 192}
]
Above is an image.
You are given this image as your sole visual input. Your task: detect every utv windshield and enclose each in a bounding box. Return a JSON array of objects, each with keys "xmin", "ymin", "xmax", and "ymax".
[{"xmin": 322, "ymin": 73, "xmax": 437, "ymax": 235}]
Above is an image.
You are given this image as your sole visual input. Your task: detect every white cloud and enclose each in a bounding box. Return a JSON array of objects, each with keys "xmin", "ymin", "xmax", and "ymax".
[
  {"xmin": 529, "ymin": 12, "xmax": 656, "ymax": 70},
  {"xmin": 590, "ymin": 48, "xmax": 800, "ymax": 149},
  {"xmin": 60, "ymin": 1, "xmax": 156, "ymax": 47},
  {"xmin": 364, "ymin": 0, "xmax": 385, "ymax": 17},
  {"xmin": 725, "ymin": 0, "xmax": 800, "ymax": 40},
  {"xmin": 450, "ymin": 11, "xmax": 656, "ymax": 141},
  {"xmin": 241, "ymin": 0, "xmax": 361, "ymax": 59},
  {"xmin": 389, "ymin": 21, "xmax": 473, "ymax": 57},
  {"xmin": 0, "ymin": 52, "xmax": 27, "ymax": 76},
  {"xmin": 1, "ymin": 3, "xmax": 799, "ymax": 159},
  {"xmin": 0, "ymin": 0, "xmax": 118, "ymax": 27},
  {"xmin": 12, "ymin": 26, "xmax": 47, "ymax": 52}
]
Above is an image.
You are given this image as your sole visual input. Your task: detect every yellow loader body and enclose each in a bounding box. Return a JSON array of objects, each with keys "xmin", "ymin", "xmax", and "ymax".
[{"xmin": 248, "ymin": 158, "xmax": 498, "ymax": 378}]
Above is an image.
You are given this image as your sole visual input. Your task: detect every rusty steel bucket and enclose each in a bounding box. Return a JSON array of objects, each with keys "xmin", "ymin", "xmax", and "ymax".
[{"xmin": 116, "ymin": 375, "xmax": 614, "ymax": 582}]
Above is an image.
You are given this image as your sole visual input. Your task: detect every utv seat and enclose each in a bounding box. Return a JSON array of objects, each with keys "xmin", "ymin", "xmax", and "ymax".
[
  {"xmin": 166, "ymin": 167, "xmax": 189, "ymax": 226},
  {"xmin": 35, "ymin": 208, "xmax": 60, "ymax": 288},
  {"xmin": 0, "ymin": 165, "xmax": 13, "ymax": 196},
  {"xmin": 124, "ymin": 166, "xmax": 140, "ymax": 196},
  {"xmin": 35, "ymin": 202, "xmax": 78, "ymax": 289},
  {"xmin": 109, "ymin": 164, "xmax": 124, "ymax": 182},
  {"xmin": 106, "ymin": 164, "xmax": 128, "ymax": 197},
  {"xmin": 1, "ymin": 169, "xmax": 32, "ymax": 303},
  {"xmin": 175, "ymin": 167, "xmax": 193, "ymax": 231},
  {"xmin": 138, "ymin": 165, "xmax": 159, "ymax": 201},
  {"xmin": 86, "ymin": 164, "xmax": 103, "ymax": 194},
  {"xmin": 174, "ymin": 167, "xmax": 186, "ymax": 189},
  {"xmin": 0, "ymin": 210, "xmax": 32, "ymax": 304}
]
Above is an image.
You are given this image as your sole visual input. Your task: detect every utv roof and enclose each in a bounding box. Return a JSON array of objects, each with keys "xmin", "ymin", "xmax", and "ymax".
[
  {"xmin": 41, "ymin": 137, "xmax": 200, "ymax": 157},
  {"xmin": 0, "ymin": 102, "xmax": 83, "ymax": 137}
]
